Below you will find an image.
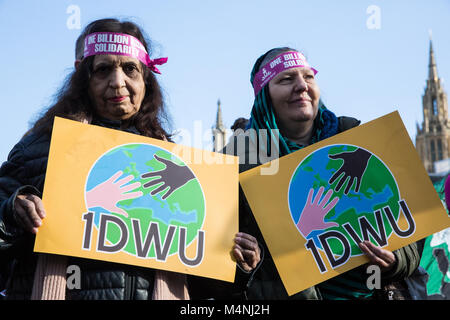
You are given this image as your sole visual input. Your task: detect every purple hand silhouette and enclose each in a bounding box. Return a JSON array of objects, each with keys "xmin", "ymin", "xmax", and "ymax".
[
  {"xmin": 85, "ymin": 171, "xmax": 143, "ymax": 217},
  {"xmin": 296, "ymin": 186, "xmax": 340, "ymax": 238}
]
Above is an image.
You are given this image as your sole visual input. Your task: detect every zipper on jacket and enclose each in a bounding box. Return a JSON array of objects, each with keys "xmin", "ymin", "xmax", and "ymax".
[{"xmin": 125, "ymin": 274, "xmax": 135, "ymax": 300}]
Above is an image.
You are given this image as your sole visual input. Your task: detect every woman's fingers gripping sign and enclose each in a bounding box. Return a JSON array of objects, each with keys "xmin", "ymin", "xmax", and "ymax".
[{"xmin": 14, "ymin": 194, "xmax": 46, "ymax": 234}]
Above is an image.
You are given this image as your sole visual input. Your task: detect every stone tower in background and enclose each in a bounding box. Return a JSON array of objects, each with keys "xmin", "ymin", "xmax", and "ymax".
[
  {"xmin": 212, "ymin": 99, "xmax": 227, "ymax": 152},
  {"xmin": 416, "ymin": 36, "xmax": 449, "ymax": 173}
]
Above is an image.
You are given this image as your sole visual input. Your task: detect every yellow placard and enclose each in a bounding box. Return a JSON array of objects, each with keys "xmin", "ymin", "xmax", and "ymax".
[
  {"xmin": 239, "ymin": 111, "xmax": 450, "ymax": 295},
  {"xmin": 34, "ymin": 117, "xmax": 239, "ymax": 282}
]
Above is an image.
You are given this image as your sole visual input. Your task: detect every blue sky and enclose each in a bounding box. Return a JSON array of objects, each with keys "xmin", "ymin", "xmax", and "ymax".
[{"xmin": 0, "ymin": 0, "xmax": 449, "ymax": 162}]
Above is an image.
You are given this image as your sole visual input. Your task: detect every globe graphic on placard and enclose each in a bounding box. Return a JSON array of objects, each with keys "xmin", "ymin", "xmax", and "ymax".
[
  {"xmin": 288, "ymin": 144, "xmax": 400, "ymax": 256},
  {"xmin": 85, "ymin": 143, "xmax": 205, "ymax": 258}
]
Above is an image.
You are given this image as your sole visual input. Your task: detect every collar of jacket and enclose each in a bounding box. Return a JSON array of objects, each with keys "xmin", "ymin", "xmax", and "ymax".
[{"xmin": 91, "ymin": 116, "xmax": 140, "ymax": 135}]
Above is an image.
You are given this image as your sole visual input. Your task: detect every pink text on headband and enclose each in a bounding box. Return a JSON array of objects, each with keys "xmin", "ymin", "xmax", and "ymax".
[
  {"xmin": 252, "ymin": 51, "xmax": 317, "ymax": 96},
  {"xmin": 83, "ymin": 32, "xmax": 167, "ymax": 74}
]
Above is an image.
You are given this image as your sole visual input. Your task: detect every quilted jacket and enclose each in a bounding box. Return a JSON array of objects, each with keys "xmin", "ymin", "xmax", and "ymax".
[{"xmin": 0, "ymin": 118, "xmax": 156, "ymax": 300}]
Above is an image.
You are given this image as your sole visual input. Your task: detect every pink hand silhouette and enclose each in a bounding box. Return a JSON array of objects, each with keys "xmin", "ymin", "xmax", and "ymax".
[
  {"xmin": 296, "ymin": 186, "xmax": 340, "ymax": 238},
  {"xmin": 85, "ymin": 171, "xmax": 143, "ymax": 218}
]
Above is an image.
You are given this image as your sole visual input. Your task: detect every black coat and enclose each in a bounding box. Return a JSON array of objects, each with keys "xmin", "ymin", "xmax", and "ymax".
[{"xmin": 0, "ymin": 118, "xmax": 156, "ymax": 300}]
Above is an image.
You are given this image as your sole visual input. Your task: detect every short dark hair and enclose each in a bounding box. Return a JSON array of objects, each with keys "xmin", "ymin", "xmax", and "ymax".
[
  {"xmin": 231, "ymin": 117, "xmax": 249, "ymax": 131},
  {"xmin": 32, "ymin": 18, "xmax": 171, "ymax": 140}
]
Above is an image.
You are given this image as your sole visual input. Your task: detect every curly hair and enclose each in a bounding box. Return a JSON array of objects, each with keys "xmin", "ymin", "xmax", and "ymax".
[{"xmin": 31, "ymin": 18, "xmax": 172, "ymax": 140}]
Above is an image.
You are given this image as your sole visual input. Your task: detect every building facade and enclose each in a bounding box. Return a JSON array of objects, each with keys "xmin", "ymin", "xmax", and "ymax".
[{"xmin": 416, "ymin": 38, "xmax": 449, "ymax": 174}]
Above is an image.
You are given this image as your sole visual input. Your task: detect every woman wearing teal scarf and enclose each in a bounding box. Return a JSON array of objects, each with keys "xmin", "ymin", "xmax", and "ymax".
[
  {"xmin": 237, "ymin": 47, "xmax": 420, "ymax": 300},
  {"xmin": 248, "ymin": 48, "xmax": 339, "ymax": 157}
]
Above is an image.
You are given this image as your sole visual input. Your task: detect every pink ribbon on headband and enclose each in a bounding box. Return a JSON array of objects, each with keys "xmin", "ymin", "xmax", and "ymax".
[
  {"xmin": 83, "ymin": 32, "xmax": 167, "ymax": 74},
  {"xmin": 146, "ymin": 57, "xmax": 168, "ymax": 75}
]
